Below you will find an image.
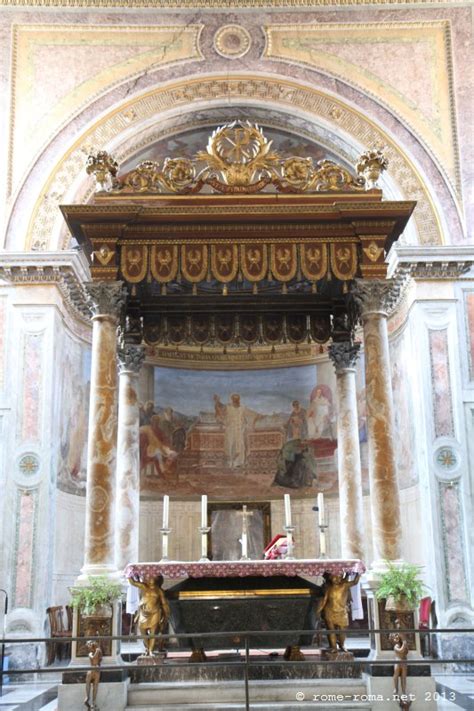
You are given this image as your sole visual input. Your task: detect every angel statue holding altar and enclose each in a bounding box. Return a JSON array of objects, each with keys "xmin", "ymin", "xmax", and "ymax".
[
  {"xmin": 128, "ymin": 574, "xmax": 170, "ymax": 656},
  {"xmin": 317, "ymin": 572, "xmax": 360, "ymax": 652}
]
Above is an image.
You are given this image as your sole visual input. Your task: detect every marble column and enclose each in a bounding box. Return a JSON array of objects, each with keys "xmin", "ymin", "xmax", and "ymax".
[
  {"xmin": 328, "ymin": 341, "xmax": 364, "ymax": 561},
  {"xmin": 353, "ymin": 280, "xmax": 402, "ymax": 566},
  {"xmin": 115, "ymin": 344, "xmax": 145, "ymax": 573},
  {"xmin": 81, "ymin": 282, "xmax": 126, "ymax": 579}
]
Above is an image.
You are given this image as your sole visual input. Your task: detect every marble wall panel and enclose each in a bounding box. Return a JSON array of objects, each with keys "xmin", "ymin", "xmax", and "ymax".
[
  {"xmin": 264, "ymin": 21, "xmax": 458, "ymax": 194},
  {"xmin": 438, "ymin": 481, "xmax": 469, "ymax": 604},
  {"xmin": 9, "ymin": 24, "xmax": 203, "ymax": 193},
  {"xmin": 429, "ymin": 328, "xmax": 455, "ymax": 439},
  {"xmin": 12, "ymin": 489, "xmax": 38, "ymax": 608},
  {"xmin": 18, "ymin": 330, "xmax": 44, "ymax": 443}
]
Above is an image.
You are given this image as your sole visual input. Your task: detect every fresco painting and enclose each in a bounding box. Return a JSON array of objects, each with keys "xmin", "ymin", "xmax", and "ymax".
[
  {"xmin": 57, "ymin": 336, "xmax": 91, "ymax": 495},
  {"xmin": 139, "ymin": 363, "xmax": 346, "ymax": 498}
]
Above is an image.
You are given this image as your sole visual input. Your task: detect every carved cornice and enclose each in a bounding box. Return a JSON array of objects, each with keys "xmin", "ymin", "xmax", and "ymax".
[
  {"xmin": 0, "ymin": 0, "xmax": 454, "ymax": 6},
  {"xmin": 328, "ymin": 341, "xmax": 360, "ymax": 373},
  {"xmin": 0, "ymin": 250, "xmax": 91, "ymax": 323},
  {"xmin": 352, "ymin": 279, "xmax": 401, "ymax": 318},
  {"xmin": 388, "ymin": 245, "xmax": 474, "ymax": 281},
  {"xmin": 118, "ymin": 344, "xmax": 145, "ymax": 374},
  {"xmin": 83, "ymin": 281, "xmax": 127, "ymax": 318}
]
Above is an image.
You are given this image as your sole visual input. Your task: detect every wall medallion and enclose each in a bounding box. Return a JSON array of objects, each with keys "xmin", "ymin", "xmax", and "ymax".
[
  {"xmin": 18, "ymin": 453, "xmax": 40, "ymax": 477},
  {"xmin": 214, "ymin": 25, "xmax": 251, "ymax": 59},
  {"xmin": 434, "ymin": 445, "xmax": 460, "ymax": 478}
]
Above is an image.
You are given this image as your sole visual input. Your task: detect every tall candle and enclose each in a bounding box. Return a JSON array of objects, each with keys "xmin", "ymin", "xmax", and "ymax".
[
  {"xmin": 284, "ymin": 494, "xmax": 292, "ymax": 527},
  {"xmin": 162, "ymin": 495, "xmax": 169, "ymax": 528},
  {"xmin": 241, "ymin": 506, "xmax": 248, "ymax": 559},
  {"xmin": 317, "ymin": 492, "xmax": 325, "ymax": 527},
  {"xmin": 201, "ymin": 494, "xmax": 208, "ymax": 528}
]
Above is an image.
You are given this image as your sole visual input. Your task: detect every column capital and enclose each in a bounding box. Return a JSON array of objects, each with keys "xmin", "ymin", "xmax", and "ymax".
[
  {"xmin": 352, "ymin": 279, "xmax": 400, "ymax": 318},
  {"xmin": 117, "ymin": 344, "xmax": 145, "ymax": 374},
  {"xmin": 328, "ymin": 341, "xmax": 361, "ymax": 374},
  {"xmin": 83, "ymin": 281, "xmax": 127, "ymax": 318}
]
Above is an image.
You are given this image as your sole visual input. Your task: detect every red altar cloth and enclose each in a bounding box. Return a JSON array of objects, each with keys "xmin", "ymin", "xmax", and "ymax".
[{"xmin": 124, "ymin": 558, "xmax": 365, "ymax": 581}]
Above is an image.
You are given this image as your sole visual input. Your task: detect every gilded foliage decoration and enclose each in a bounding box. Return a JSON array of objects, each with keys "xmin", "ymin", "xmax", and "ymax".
[{"xmin": 89, "ymin": 121, "xmax": 374, "ymax": 196}]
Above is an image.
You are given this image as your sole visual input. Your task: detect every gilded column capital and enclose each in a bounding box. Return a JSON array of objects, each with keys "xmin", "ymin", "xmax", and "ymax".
[
  {"xmin": 328, "ymin": 341, "xmax": 361, "ymax": 374},
  {"xmin": 352, "ymin": 279, "xmax": 400, "ymax": 318},
  {"xmin": 83, "ymin": 281, "xmax": 127, "ymax": 319},
  {"xmin": 117, "ymin": 344, "xmax": 145, "ymax": 375}
]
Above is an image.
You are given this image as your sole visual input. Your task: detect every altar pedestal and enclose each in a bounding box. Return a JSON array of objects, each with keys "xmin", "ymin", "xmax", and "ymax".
[
  {"xmin": 125, "ymin": 559, "xmax": 366, "ymax": 661},
  {"xmin": 168, "ymin": 575, "xmax": 321, "ymax": 652}
]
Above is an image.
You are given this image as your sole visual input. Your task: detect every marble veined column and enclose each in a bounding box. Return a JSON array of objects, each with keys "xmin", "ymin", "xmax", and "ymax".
[
  {"xmin": 353, "ymin": 280, "xmax": 402, "ymax": 565},
  {"xmin": 81, "ymin": 282, "xmax": 126, "ymax": 579},
  {"xmin": 328, "ymin": 341, "xmax": 364, "ymax": 561},
  {"xmin": 115, "ymin": 344, "xmax": 145, "ymax": 573}
]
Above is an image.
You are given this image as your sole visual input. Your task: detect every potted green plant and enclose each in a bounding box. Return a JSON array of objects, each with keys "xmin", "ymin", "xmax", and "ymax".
[
  {"xmin": 70, "ymin": 576, "xmax": 123, "ymax": 618},
  {"xmin": 375, "ymin": 561, "xmax": 426, "ymax": 613}
]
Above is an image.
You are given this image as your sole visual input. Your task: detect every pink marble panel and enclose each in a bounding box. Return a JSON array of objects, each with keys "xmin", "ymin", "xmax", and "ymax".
[
  {"xmin": 0, "ymin": 298, "xmax": 5, "ymax": 390},
  {"xmin": 465, "ymin": 293, "xmax": 474, "ymax": 380},
  {"xmin": 429, "ymin": 329, "xmax": 454, "ymax": 438},
  {"xmin": 20, "ymin": 332, "xmax": 44, "ymax": 441},
  {"xmin": 439, "ymin": 482, "xmax": 468, "ymax": 603},
  {"xmin": 14, "ymin": 490, "xmax": 36, "ymax": 607}
]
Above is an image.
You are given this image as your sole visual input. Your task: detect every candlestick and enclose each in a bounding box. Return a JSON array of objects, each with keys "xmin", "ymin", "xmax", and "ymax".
[
  {"xmin": 284, "ymin": 494, "xmax": 292, "ymax": 528},
  {"xmin": 198, "ymin": 525, "xmax": 211, "ymax": 561},
  {"xmin": 201, "ymin": 494, "xmax": 207, "ymax": 529},
  {"xmin": 162, "ymin": 495, "xmax": 169, "ymax": 529},
  {"xmin": 319, "ymin": 525, "xmax": 328, "ymax": 558},
  {"xmin": 284, "ymin": 525, "xmax": 295, "ymax": 560},
  {"xmin": 240, "ymin": 504, "xmax": 250, "ymax": 561},
  {"xmin": 160, "ymin": 527, "xmax": 171, "ymax": 562},
  {"xmin": 317, "ymin": 492, "xmax": 325, "ymax": 527}
]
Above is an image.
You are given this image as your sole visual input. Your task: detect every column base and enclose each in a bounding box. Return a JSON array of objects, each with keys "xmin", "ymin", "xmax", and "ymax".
[
  {"xmin": 78, "ymin": 564, "xmax": 121, "ymax": 582},
  {"xmin": 70, "ymin": 601, "xmax": 123, "ymax": 667},
  {"xmin": 58, "ymin": 679, "xmax": 129, "ymax": 711},
  {"xmin": 364, "ymin": 672, "xmax": 436, "ymax": 711}
]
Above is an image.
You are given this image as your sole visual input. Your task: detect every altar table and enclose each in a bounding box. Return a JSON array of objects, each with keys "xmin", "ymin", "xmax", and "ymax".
[
  {"xmin": 124, "ymin": 559, "xmax": 366, "ymax": 581},
  {"xmin": 125, "ymin": 560, "xmax": 365, "ymax": 654}
]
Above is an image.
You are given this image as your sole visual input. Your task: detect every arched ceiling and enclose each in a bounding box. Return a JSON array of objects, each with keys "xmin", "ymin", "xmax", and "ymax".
[{"xmin": 13, "ymin": 75, "xmax": 447, "ymax": 252}]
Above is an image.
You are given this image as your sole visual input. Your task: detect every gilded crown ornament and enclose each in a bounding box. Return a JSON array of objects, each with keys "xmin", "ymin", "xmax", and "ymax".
[
  {"xmin": 356, "ymin": 149, "xmax": 389, "ymax": 190},
  {"xmin": 89, "ymin": 122, "xmax": 382, "ymax": 195},
  {"xmin": 86, "ymin": 151, "xmax": 119, "ymax": 192}
]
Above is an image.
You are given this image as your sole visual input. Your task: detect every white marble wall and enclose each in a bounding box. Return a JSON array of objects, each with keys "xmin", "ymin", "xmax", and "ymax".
[
  {"xmin": 52, "ymin": 490, "xmax": 86, "ymax": 605},
  {"xmin": 0, "ymin": 287, "xmax": 58, "ymax": 634},
  {"xmin": 395, "ymin": 278, "xmax": 474, "ymax": 626}
]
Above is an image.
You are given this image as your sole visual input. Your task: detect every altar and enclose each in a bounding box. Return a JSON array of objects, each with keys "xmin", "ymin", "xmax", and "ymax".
[{"xmin": 125, "ymin": 560, "xmax": 365, "ymax": 657}]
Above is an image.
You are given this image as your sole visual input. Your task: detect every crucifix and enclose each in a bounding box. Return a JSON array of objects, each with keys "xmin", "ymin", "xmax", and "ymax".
[{"xmin": 238, "ymin": 505, "xmax": 254, "ymax": 561}]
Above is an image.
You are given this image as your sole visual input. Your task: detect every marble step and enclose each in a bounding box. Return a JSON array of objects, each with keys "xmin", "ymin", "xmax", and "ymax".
[
  {"xmin": 126, "ymin": 704, "xmax": 372, "ymax": 711},
  {"xmin": 127, "ymin": 679, "xmax": 369, "ymax": 706}
]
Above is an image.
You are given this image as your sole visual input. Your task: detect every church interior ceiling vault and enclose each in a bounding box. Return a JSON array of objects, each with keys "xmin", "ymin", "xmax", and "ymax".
[{"xmin": 17, "ymin": 76, "xmax": 449, "ymax": 253}]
